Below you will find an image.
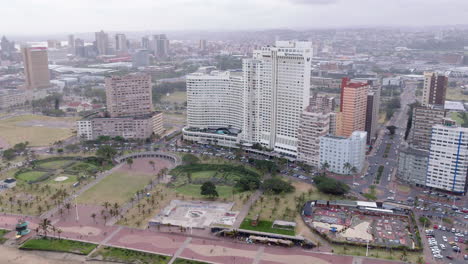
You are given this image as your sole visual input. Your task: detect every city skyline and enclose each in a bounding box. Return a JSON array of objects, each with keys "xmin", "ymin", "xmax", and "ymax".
[{"xmin": 2, "ymin": 0, "xmax": 468, "ymax": 35}]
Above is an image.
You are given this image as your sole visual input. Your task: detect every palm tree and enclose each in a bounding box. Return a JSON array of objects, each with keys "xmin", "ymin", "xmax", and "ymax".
[
  {"xmin": 102, "ymin": 201, "xmax": 110, "ymax": 210},
  {"xmin": 65, "ymin": 203, "xmax": 71, "ymax": 213},
  {"xmin": 39, "ymin": 218, "xmax": 51, "ymax": 237},
  {"xmin": 321, "ymin": 162, "xmax": 330, "ymax": 174},
  {"xmin": 343, "ymin": 162, "xmax": 352, "ymax": 175},
  {"xmin": 57, "ymin": 229, "xmax": 62, "ymax": 240},
  {"xmin": 149, "ymin": 160, "xmax": 156, "ymax": 171},
  {"xmin": 126, "ymin": 158, "xmax": 134, "ymax": 169},
  {"xmin": 91, "ymin": 213, "xmax": 97, "ymax": 223}
]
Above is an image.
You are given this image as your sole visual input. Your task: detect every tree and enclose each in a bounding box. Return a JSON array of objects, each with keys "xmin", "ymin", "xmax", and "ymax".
[
  {"xmin": 321, "ymin": 162, "xmax": 330, "ymax": 174},
  {"xmin": 96, "ymin": 145, "xmax": 117, "ymax": 162},
  {"xmin": 350, "ymin": 166, "xmax": 358, "ymax": 175},
  {"xmin": 343, "ymin": 162, "xmax": 352, "ymax": 175},
  {"xmin": 126, "ymin": 158, "xmax": 134, "ymax": 169},
  {"xmin": 57, "ymin": 229, "xmax": 62, "ymax": 240},
  {"xmin": 314, "ymin": 176, "xmax": 350, "ymax": 195},
  {"xmin": 182, "ymin": 154, "xmax": 200, "ymax": 165},
  {"xmin": 91, "ymin": 213, "xmax": 97, "ymax": 223},
  {"xmin": 39, "ymin": 218, "xmax": 51, "ymax": 237},
  {"xmin": 149, "ymin": 160, "xmax": 156, "ymax": 170},
  {"xmin": 200, "ymin": 181, "xmax": 218, "ymax": 198},
  {"xmin": 386, "ymin": 125, "xmax": 397, "ymax": 135},
  {"xmin": 262, "ymin": 178, "xmax": 295, "ymax": 194}
]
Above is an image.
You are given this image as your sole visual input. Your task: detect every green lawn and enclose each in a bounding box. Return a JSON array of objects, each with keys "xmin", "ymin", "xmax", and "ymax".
[
  {"xmin": 239, "ymin": 219, "xmax": 295, "ymax": 236},
  {"xmin": 37, "ymin": 160, "xmax": 73, "ymax": 170},
  {"xmin": 446, "ymin": 87, "xmax": 468, "ymax": 101},
  {"xmin": 20, "ymin": 238, "xmax": 97, "ymax": 255},
  {"xmin": 174, "ymin": 259, "xmax": 210, "ymax": 264},
  {"xmin": 0, "ymin": 229, "xmax": 10, "ymax": 244},
  {"xmin": 16, "ymin": 171, "xmax": 47, "ymax": 182},
  {"xmin": 175, "ymin": 184, "xmax": 234, "ymax": 199},
  {"xmin": 77, "ymin": 171, "xmax": 154, "ymax": 205},
  {"xmin": 161, "ymin": 91, "xmax": 187, "ymax": 104},
  {"xmin": 91, "ymin": 246, "xmax": 170, "ymax": 264}
]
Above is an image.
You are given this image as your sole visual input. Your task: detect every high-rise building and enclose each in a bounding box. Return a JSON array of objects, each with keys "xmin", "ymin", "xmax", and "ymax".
[
  {"xmin": 426, "ymin": 123, "xmax": 468, "ymax": 194},
  {"xmin": 183, "ymin": 41, "xmax": 312, "ymax": 156},
  {"xmin": 95, "ymin": 30, "xmax": 109, "ymax": 55},
  {"xmin": 410, "ymin": 105, "xmax": 445, "ymax": 150},
  {"xmin": 422, "ymin": 72, "xmax": 448, "ymax": 107},
  {"xmin": 141, "ymin": 36, "xmax": 150, "ymax": 49},
  {"xmin": 199, "ymin": 39, "xmax": 207, "ymax": 51},
  {"xmin": 1, "ymin": 36, "xmax": 15, "ymax": 58},
  {"xmin": 115, "ymin": 33, "xmax": 128, "ymax": 54},
  {"xmin": 21, "ymin": 46, "xmax": 50, "ymax": 90},
  {"xmin": 339, "ymin": 78, "xmax": 369, "ymax": 137},
  {"xmin": 105, "ymin": 74, "xmax": 153, "ymax": 118},
  {"xmin": 297, "ymin": 105, "xmax": 331, "ymax": 167},
  {"xmin": 47, "ymin": 40, "xmax": 59, "ymax": 49},
  {"xmin": 132, "ymin": 49, "xmax": 150, "ymax": 68},
  {"xmin": 152, "ymin": 34, "xmax": 169, "ymax": 58},
  {"xmin": 319, "ymin": 131, "xmax": 367, "ymax": 174},
  {"xmin": 365, "ymin": 87, "xmax": 381, "ymax": 144},
  {"xmin": 186, "ymin": 71, "xmax": 243, "ymax": 130},
  {"xmin": 68, "ymin": 35, "xmax": 75, "ymax": 54}
]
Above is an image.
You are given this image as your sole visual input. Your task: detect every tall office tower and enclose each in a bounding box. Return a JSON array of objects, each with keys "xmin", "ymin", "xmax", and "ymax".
[
  {"xmin": 105, "ymin": 74, "xmax": 153, "ymax": 118},
  {"xmin": 365, "ymin": 86, "xmax": 381, "ymax": 144},
  {"xmin": 199, "ymin": 39, "xmax": 207, "ymax": 51},
  {"xmin": 152, "ymin": 34, "xmax": 169, "ymax": 58},
  {"xmin": 21, "ymin": 46, "xmax": 50, "ymax": 90},
  {"xmin": 319, "ymin": 131, "xmax": 367, "ymax": 174},
  {"xmin": 115, "ymin": 33, "xmax": 128, "ymax": 54},
  {"xmin": 410, "ymin": 105, "xmax": 445, "ymax": 150},
  {"xmin": 297, "ymin": 105, "xmax": 331, "ymax": 167},
  {"xmin": 426, "ymin": 123, "xmax": 468, "ymax": 194},
  {"xmin": 47, "ymin": 40, "xmax": 59, "ymax": 49},
  {"xmin": 339, "ymin": 78, "xmax": 369, "ymax": 137},
  {"xmin": 1, "ymin": 36, "xmax": 10, "ymax": 53},
  {"xmin": 141, "ymin": 36, "xmax": 150, "ymax": 49},
  {"xmin": 132, "ymin": 49, "xmax": 150, "ymax": 68},
  {"xmin": 250, "ymin": 41, "xmax": 312, "ymax": 156},
  {"xmin": 68, "ymin": 34, "xmax": 75, "ymax": 54},
  {"xmin": 422, "ymin": 72, "xmax": 448, "ymax": 107},
  {"xmin": 95, "ymin": 30, "xmax": 109, "ymax": 55},
  {"xmin": 186, "ymin": 71, "xmax": 243, "ymax": 130}
]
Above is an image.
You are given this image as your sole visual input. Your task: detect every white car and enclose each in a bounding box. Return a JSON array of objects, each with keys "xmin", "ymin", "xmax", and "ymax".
[
  {"xmin": 443, "ymin": 236, "xmax": 448, "ymax": 242},
  {"xmin": 353, "ymin": 182, "xmax": 360, "ymax": 186}
]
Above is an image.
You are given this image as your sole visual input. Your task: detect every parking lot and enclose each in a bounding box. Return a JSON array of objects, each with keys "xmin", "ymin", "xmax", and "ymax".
[{"xmin": 425, "ymin": 226, "xmax": 468, "ymax": 263}]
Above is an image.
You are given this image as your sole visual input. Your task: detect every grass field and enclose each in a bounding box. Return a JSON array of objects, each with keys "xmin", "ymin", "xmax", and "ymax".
[
  {"xmin": 247, "ymin": 181, "xmax": 340, "ymax": 223},
  {"xmin": 240, "ymin": 219, "xmax": 295, "ymax": 236},
  {"xmin": 20, "ymin": 238, "xmax": 97, "ymax": 255},
  {"xmin": 331, "ymin": 245, "xmax": 422, "ymax": 263},
  {"xmin": 0, "ymin": 114, "xmax": 77, "ymax": 147},
  {"xmin": 91, "ymin": 246, "xmax": 170, "ymax": 264},
  {"xmin": 77, "ymin": 171, "xmax": 154, "ymax": 205},
  {"xmin": 0, "ymin": 229, "xmax": 9, "ymax": 244},
  {"xmin": 37, "ymin": 160, "xmax": 73, "ymax": 170},
  {"xmin": 15, "ymin": 170, "xmax": 47, "ymax": 182},
  {"xmin": 161, "ymin": 91, "xmax": 187, "ymax": 104},
  {"xmin": 175, "ymin": 184, "xmax": 234, "ymax": 199},
  {"xmin": 446, "ymin": 87, "xmax": 468, "ymax": 101}
]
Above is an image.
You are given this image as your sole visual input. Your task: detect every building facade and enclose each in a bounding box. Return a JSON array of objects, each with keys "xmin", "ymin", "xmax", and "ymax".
[
  {"xmin": 422, "ymin": 72, "xmax": 448, "ymax": 107},
  {"xmin": 297, "ymin": 106, "xmax": 331, "ymax": 167},
  {"xmin": 339, "ymin": 78, "xmax": 369, "ymax": 137},
  {"xmin": 115, "ymin": 33, "xmax": 128, "ymax": 55},
  {"xmin": 365, "ymin": 87, "xmax": 381, "ymax": 144},
  {"xmin": 152, "ymin": 34, "xmax": 169, "ymax": 58},
  {"xmin": 132, "ymin": 49, "xmax": 150, "ymax": 68},
  {"xmin": 105, "ymin": 74, "xmax": 153, "ymax": 118},
  {"xmin": 95, "ymin": 30, "xmax": 109, "ymax": 55},
  {"xmin": 426, "ymin": 124, "xmax": 468, "ymax": 194},
  {"xmin": 21, "ymin": 46, "xmax": 50, "ymax": 89},
  {"xmin": 319, "ymin": 131, "xmax": 367, "ymax": 174},
  {"xmin": 397, "ymin": 147, "xmax": 430, "ymax": 186},
  {"xmin": 410, "ymin": 105, "xmax": 445, "ymax": 150}
]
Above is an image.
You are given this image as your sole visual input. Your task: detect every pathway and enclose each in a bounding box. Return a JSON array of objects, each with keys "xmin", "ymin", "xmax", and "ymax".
[{"xmin": 168, "ymin": 237, "xmax": 192, "ymax": 264}]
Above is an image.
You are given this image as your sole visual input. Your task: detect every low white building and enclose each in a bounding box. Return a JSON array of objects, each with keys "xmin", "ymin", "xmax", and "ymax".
[
  {"xmin": 0, "ymin": 178, "xmax": 16, "ymax": 189},
  {"xmin": 426, "ymin": 123, "xmax": 468, "ymax": 194},
  {"xmin": 319, "ymin": 131, "xmax": 367, "ymax": 174}
]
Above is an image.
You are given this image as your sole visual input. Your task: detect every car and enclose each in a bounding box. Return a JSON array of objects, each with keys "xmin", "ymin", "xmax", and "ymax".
[
  {"xmin": 443, "ymin": 236, "xmax": 448, "ymax": 242},
  {"xmin": 446, "ymin": 256, "xmax": 454, "ymax": 260},
  {"xmin": 440, "ymin": 244, "xmax": 446, "ymax": 250},
  {"xmin": 464, "ymin": 254, "xmax": 468, "ymax": 260},
  {"xmin": 353, "ymin": 182, "xmax": 360, "ymax": 186}
]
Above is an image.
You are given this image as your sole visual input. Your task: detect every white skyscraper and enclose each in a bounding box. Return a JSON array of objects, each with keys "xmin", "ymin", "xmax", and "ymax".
[
  {"xmin": 115, "ymin": 33, "xmax": 128, "ymax": 54},
  {"xmin": 426, "ymin": 124, "xmax": 468, "ymax": 194},
  {"xmin": 183, "ymin": 41, "xmax": 312, "ymax": 156}
]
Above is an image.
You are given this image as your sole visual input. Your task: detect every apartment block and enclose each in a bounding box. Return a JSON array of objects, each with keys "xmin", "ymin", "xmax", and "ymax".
[
  {"xmin": 422, "ymin": 72, "xmax": 448, "ymax": 107},
  {"xmin": 410, "ymin": 105, "xmax": 445, "ymax": 150},
  {"xmin": 339, "ymin": 78, "xmax": 369, "ymax": 137},
  {"xmin": 21, "ymin": 46, "xmax": 50, "ymax": 89},
  {"xmin": 319, "ymin": 131, "xmax": 367, "ymax": 174},
  {"xmin": 105, "ymin": 74, "xmax": 153, "ymax": 118},
  {"xmin": 426, "ymin": 124, "xmax": 468, "ymax": 194},
  {"xmin": 397, "ymin": 147, "xmax": 430, "ymax": 186}
]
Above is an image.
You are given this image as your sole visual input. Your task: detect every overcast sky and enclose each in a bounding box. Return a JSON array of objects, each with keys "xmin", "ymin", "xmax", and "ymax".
[{"xmin": 2, "ymin": 0, "xmax": 468, "ymax": 35}]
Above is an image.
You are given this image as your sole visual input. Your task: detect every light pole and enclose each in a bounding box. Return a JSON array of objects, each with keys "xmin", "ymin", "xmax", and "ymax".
[{"xmin": 74, "ymin": 195, "xmax": 79, "ymax": 222}]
